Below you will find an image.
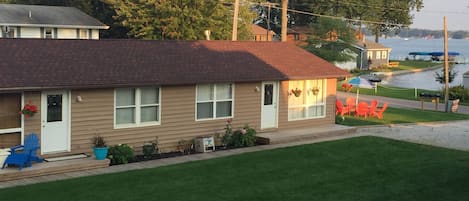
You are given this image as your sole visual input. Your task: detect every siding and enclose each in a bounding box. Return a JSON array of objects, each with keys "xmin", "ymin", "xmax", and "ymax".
[
  {"xmin": 22, "ymin": 80, "xmax": 338, "ymax": 156},
  {"xmin": 68, "ymin": 83, "xmax": 262, "ymax": 155}
]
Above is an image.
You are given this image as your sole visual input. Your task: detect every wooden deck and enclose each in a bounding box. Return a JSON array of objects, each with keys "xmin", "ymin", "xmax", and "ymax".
[
  {"xmin": 0, "ymin": 157, "xmax": 109, "ymax": 182},
  {"xmin": 257, "ymin": 124, "xmax": 356, "ymax": 145}
]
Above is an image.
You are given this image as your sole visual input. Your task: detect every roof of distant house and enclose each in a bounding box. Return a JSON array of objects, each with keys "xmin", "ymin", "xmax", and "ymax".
[
  {"xmin": 0, "ymin": 39, "xmax": 349, "ymax": 91},
  {"xmin": 0, "ymin": 4, "xmax": 108, "ymax": 29},
  {"xmin": 251, "ymin": 24, "xmax": 276, "ymax": 36},
  {"xmin": 355, "ymin": 39, "xmax": 391, "ymax": 50}
]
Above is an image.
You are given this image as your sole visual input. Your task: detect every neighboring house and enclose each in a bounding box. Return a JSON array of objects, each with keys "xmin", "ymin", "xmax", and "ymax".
[
  {"xmin": 0, "ymin": 4, "xmax": 108, "ymax": 39},
  {"xmin": 353, "ymin": 38, "xmax": 392, "ymax": 69},
  {"xmin": 0, "ymin": 39, "xmax": 349, "ymax": 156},
  {"xmin": 286, "ymin": 26, "xmax": 311, "ymax": 46},
  {"xmin": 251, "ymin": 24, "xmax": 276, "ymax": 41}
]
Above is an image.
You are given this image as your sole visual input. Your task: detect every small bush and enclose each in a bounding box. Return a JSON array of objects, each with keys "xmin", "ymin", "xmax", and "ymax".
[
  {"xmin": 108, "ymin": 144, "xmax": 134, "ymax": 165},
  {"xmin": 228, "ymin": 125, "xmax": 257, "ymax": 148},
  {"xmin": 446, "ymin": 85, "xmax": 469, "ymax": 102}
]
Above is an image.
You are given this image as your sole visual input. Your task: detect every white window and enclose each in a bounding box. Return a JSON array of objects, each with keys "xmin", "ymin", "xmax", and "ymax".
[
  {"xmin": 376, "ymin": 51, "xmax": 381, "ymax": 59},
  {"xmin": 44, "ymin": 28, "xmax": 53, "ymax": 39},
  {"xmin": 382, "ymin": 51, "xmax": 387, "ymax": 59},
  {"xmin": 196, "ymin": 83, "xmax": 233, "ymax": 120},
  {"xmin": 288, "ymin": 79, "xmax": 326, "ymax": 121},
  {"xmin": 115, "ymin": 87, "xmax": 160, "ymax": 127},
  {"xmin": 367, "ymin": 51, "xmax": 373, "ymax": 59},
  {"xmin": 79, "ymin": 29, "xmax": 88, "ymax": 39},
  {"xmin": 0, "ymin": 93, "xmax": 22, "ymax": 134}
]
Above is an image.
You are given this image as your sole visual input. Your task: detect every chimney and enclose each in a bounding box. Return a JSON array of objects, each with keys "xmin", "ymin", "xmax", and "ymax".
[{"xmin": 204, "ymin": 30, "xmax": 211, "ymax": 40}]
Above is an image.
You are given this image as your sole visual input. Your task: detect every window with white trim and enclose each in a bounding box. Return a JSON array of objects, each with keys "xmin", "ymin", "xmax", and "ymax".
[
  {"xmin": 44, "ymin": 28, "xmax": 53, "ymax": 39},
  {"xmin": 381, "ymin": 51, "xmax": 387, "ymax": 59},
  {"xmin": 376, "ymin": 51, "xmax": 381, "ymax": 59},
  {"xmin": 288, "ymin": 80, "xmax": 326, "ymax": 120},
  {"xmin": 115, "ymin": 87, "xmax": 160, "ymax": 127},
  {"xmin": 196, "ymin": 83, "xmax": 233, "ymax": 120},
  {"xmin": 0, "ymin": 93, "xmax": 21, "ymax": 134},
  {"xmin": 367, "ymin": 51, "xmax": 373, "ymax": 60}
]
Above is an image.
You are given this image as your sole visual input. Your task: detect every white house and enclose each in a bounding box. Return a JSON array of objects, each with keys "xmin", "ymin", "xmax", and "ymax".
[{"xmin": 0, "ymin": 4, "xmax": 108, "ymax": 39}]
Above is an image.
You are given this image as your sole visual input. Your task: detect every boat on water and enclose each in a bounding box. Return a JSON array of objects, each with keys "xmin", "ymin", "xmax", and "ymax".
[{"xmin": 407, "ymin": 51, "xmax": 464, "ymax": 63}]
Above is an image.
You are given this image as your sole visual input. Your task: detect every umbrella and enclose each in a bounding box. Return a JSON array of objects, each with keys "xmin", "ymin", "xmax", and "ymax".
[{"xmin": 348, "ymin": 76, "xmax": 374, "ymax": 104}]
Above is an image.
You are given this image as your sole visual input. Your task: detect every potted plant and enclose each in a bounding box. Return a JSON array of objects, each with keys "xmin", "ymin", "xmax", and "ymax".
[
  {"xmin": 311, "ymin": 87, "xmax": 320, "ymax": 95},
  {"xmin": 93, "ymin": 136, "xmax": 108, "ymax": 160},
  {"xmin": 19, "ymin": 101, "xmax": 38, "ymax": 118}
]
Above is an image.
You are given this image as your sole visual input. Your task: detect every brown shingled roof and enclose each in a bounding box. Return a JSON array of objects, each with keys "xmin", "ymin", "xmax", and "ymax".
[{"xmin": 0, "ymin": 39, "xmax": 349, "ymax": 90}]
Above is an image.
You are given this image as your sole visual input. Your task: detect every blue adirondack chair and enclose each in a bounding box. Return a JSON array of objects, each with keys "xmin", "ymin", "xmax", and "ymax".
[{"xmin": 2, "ymin": 133, "xmax": 43, "ymax": 170}]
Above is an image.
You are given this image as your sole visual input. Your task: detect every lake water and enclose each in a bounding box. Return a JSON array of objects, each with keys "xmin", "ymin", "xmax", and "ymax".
[{"xmin": 377, "ymin": 38, "xmax": 469, "ymax": 90}]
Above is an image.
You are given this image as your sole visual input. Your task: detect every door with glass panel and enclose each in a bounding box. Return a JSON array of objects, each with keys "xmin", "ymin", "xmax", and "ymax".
[
  {"xmin": 41, "ymin": 91, "xmax": 70, "ymax": 154},
  {"xmin": 261, "ymin": 81, "xmax": 278, "ymax": 129}
]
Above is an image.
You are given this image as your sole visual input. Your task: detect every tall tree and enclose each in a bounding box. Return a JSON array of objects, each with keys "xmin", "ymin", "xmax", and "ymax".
[
  {"xmin": 303, "ymin": 18, "xmax": 357, "ymax": 62},
  {"xmin": 104, "ymin": 0, "xmax": 256, "ymax": 40}
]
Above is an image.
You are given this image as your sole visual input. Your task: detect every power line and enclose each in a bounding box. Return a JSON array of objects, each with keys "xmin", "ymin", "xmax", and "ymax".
[{"xmin": 267, "ymin": 5, "xmax": 409, "ymax": 27}]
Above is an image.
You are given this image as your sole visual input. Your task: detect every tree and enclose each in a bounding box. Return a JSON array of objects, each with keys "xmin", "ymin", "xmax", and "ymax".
[
  {"xmin": 435, "ymin": 68, "xmax": 457, "ymax": 84},
  {"xmin": 303, "ymin": 18, "xmax": 357, "ymax": 62},
  {"xmin": 266, "ymin": 0, "xmax": 423, "ymax": 43},
  {"xmin": 104, "ymin": 0, "xmax": 256, "ymax": 40}
]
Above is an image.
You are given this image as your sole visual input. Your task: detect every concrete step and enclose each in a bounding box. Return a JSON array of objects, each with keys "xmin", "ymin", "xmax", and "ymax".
[{"xmin": 257, "ymin": 125, "xmax": 357, "ymax": 145}]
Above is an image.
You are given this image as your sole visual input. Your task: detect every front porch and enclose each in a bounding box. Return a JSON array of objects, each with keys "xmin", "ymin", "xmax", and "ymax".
[
  {"xmin": 0, "ymin": 157, "xmax": 109, "ymax": 183},
  {"xmin": 257, "ymin": 124, "xmax": 357, "ymax": 144}
]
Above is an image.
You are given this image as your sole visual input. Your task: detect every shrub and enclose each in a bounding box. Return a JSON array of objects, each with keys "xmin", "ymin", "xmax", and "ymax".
[
  {"xmin": 108, "ymin": 144, "xmax": 134, "ymax": 165},
  {"xmin": 446, "ymin": 85, "xmax": 469, "ymax": 102},
  {"xmin": 231, "ymin": 126, "xmax": 257, "ymax": 147}
]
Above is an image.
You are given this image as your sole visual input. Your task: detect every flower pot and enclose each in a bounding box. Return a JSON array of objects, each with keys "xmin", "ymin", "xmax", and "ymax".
[
  {"xmin": 0, "ymin": 148, "xmax": 11, "ymax": 168},
  {"xmin": 93, "ymin": 147, "xmax": 108, "ymax": 160}
]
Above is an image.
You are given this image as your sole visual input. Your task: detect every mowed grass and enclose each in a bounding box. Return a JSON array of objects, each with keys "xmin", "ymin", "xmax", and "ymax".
[
  {"xmin": 1, "ymin": 136, "xmax": 469, "ymax": 201},
  {"xmin": 393, "ymin": 60, "xmax": 441, "ymax": 70},
  {"xmin": 336, "ymin": 107, "xmax": 469, "ymax": 126},
  {"xmin": 342, "ymin": 85, "xmax": 438, "ymax": 101}
]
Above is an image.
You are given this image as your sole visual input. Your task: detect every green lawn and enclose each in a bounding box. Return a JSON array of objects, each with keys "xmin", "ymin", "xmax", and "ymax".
[
  {"xmin": 336, "ymin": 107, "xmax": 469, "ymax": 126},
  {"xmin": 392, "ymin": 60, "xmax": 442, "ymax": 71},
  {"xmin": 1, "ymin": 137, "xmax": 468, "ymax": 201},
  {"xmin": 341, "ymin": 84, "xmax": 439, "ymax": 101}
]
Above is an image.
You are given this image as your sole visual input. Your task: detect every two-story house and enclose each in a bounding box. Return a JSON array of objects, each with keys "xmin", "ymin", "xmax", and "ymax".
[{"xmin": 0, "ymin": 4, "xmax": 108, "ymax": 39}]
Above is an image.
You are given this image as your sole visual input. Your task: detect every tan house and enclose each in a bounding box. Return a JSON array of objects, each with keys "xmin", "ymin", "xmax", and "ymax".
[{"xmin": 0, "ymin": 39, "xmax": 349, "ymax": 157}]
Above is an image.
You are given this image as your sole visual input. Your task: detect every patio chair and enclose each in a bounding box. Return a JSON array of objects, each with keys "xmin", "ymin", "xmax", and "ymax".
[
  {"xmin": 355, "ymin": 102, "xmax": 369, "ymax": 118},
  {"xmin": 336, "ymin": 99, "xmax": 346, "ymax": 117},
  {"xmin": 371, "ymin": 102, "xmax": 388, "ymax": 119},
  {"xmin": 2, "ymin": 133, "xmax": 43, "ymax": 170},
  {"xmin": 368, "ymin": 99, "xmax": 378, "ymax": 116},
  {"xmin": 345, "ymin": 97, "xmax": 356, "ymax": 115}
]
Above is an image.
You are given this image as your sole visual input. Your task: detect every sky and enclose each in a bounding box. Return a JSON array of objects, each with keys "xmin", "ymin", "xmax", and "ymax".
[{"xmin": 411, "ymin": 0, "xmax": 469, "ymax": 31}]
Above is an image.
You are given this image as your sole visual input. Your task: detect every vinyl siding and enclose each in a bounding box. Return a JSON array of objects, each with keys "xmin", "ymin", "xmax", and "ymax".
[{"xmin": 22, "ymin": 80, "xmax": 338, "ymax": 156}]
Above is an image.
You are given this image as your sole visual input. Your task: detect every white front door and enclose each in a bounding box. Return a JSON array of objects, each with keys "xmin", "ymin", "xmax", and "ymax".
[
  {"xmin": 41, "ymin": 91, "xmax": 70, "ymax": 154},
  {"xmin": 261, "ymin": 81, "xmax": 278, "ymax": 129}
]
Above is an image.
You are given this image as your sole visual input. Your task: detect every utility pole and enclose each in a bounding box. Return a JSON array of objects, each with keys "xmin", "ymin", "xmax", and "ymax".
[
  {"xmin": 281, "ymin": 0, "xmax": 288, "ymax": 42},
  {"xmin": 232, "ymin": 0, "xmax": 240, "ymax": 41},
  {"xmin": 443, "ymin": 16, "xmax": 449, "ymax": 112}
]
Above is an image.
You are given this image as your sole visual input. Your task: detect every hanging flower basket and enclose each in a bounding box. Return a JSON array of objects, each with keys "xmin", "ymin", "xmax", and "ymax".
[
  {"xmin": 19, "ymin": 101, "xmax": 38, "ymax": 118},
  {"xmin": 291, "ymin": 88, "xmax": 302, "ymax": 97},
  {"xmin": 311, "ymin": 87, "xmax": 320, "ymax": 95}
]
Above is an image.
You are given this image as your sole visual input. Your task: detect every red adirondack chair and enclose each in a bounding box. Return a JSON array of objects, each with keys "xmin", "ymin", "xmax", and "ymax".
[
  {"xmin": 371, "ymin": 102, "xmax": 388, "ymax": 119},
  {"xmin": 336, "ymin": 99, "xmax": 346, "ymax": 117},
  {"xmin": 355, "ymin": 102, "xmax": 369, "ymax": 118},
  {"xmin": 345, "ymin": 97, "xmax": 356, "ymax": 115},
  {"xmin": 368, "ymin": 99, "xmax": 378, "ymax": 116}
]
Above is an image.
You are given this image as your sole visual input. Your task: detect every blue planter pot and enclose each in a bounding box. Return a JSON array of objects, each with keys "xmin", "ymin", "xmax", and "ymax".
[{"xmin": 93, "ymin": 147, "xmax": 108, "ymax": 160}]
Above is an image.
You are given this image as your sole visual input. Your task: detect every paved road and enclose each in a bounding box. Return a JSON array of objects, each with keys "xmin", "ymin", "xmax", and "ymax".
[{"xmin": 337, "ymin": 91, "xmax": 469, "ymax": 114}]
